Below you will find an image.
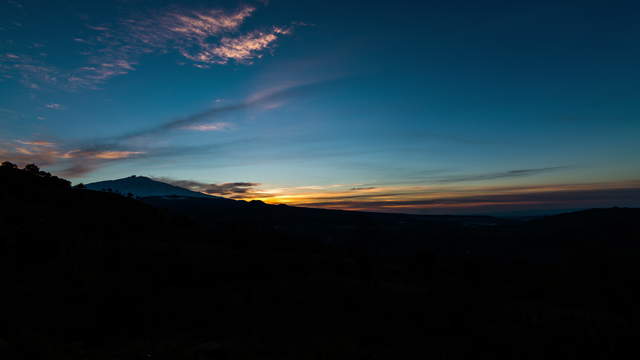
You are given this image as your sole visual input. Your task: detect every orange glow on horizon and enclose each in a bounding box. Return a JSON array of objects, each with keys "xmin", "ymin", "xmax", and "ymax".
[{"xmin": 226, "ymin": 180, "xmax": 640, "ymax": 213}]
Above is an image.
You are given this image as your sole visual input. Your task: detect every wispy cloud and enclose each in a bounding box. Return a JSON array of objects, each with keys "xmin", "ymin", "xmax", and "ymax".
[
  {"xmin": 86, "ymin": 25, "xmax": 110, "ymax": 32},
  {"xmin": 185, "ymin": 26, "xmax": 291, "ymax": 65},
  {"xmin": 114, "ymin": 5, "xmax": 292, "ymax": 67},
  {"xmin": 1, "ymin": 4, "xmax": 294, "ymax": 90},
  {"xmin": 69, "ymin": 150, "xmax": 145, "ymax": 160},
  {"xmin": 181, "ymin": 122, "xmax": 231, "ymax": 131},
  {"xmin": 294, "ymin": 184, "xmax": 350, "ymax": 190},
  {"xmin": 134, "ymin": 5, "xmax": 256, "ymax": 45},
  {"xmin": 430, "ymin": 167, "xmax": 568, "ymax": 184},
  {"xmin": 0, "ymin": 79, "xmax": 321, "ymax": 177},
  {"xmin": 155, "ymin": 178, "xmax": 264, "ymax": 199},
  {"xmin": 45, "ymin": 103, "xmax": 64, "ymax": 110},
  {"xmin": 112, "ymin": 79, "xmax": 322, "ymax": 142},
  {"xmin": 76, "ymin": 5, "xmax": 262, "ymax": 82},
  {"xmin": 299, "ymin": 186, "xmax": 640, "ymax": 214},
  {"xmin": 0, "ymin": 139, "xmax": 145, "ymax": 177},
  {"xmin": 0, "ymin": 53, "xmax": 59, "ymax": 89},
  {"xmin": 242, "ymin": 181, "xmax": 640, "ymax": 214},
  {"xmin": 16, "ymin": 140, "xmax": 55, "ymax": 147}
]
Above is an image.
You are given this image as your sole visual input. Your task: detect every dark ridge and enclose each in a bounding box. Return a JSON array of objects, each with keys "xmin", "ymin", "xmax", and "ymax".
[{"xmin": 2, "ymin": 161, "xmax": 640, "ymax": 359}]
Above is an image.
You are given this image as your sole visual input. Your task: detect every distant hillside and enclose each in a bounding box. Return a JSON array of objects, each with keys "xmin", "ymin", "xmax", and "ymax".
[{"xmin": 86, "ymin": 175, "xmax": 220, "ymax": 199}]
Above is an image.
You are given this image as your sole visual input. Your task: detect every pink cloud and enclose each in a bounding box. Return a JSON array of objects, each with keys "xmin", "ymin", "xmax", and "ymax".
[
  {"xmin": 182, "ymin": 122, "xmax": 232, "ymax": 131},
  {"xmin": 86, "ymin": 150, "xmax": 144, "ymax": 159},
  {"xmin": 203, "ymin": 27, "xmax": 291, "ymax": 64},
  {"xmin": 166, "ymin": 6, "xmax": 255, "ymax": 37},
  {"xmin": 0, "ymin": 139, "xmax": 145, "ymax": 177},
  {"xmin": 1, "ymin": 5, "xmax": 294, "ymax": 91},
  {"xmin": 16, "ymin": 140, "xmax": 55, "ymax": 147}
]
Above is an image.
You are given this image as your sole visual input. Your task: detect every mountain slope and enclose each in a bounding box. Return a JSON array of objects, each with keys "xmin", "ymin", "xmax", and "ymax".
[{"xmin": 85, "ymin": 175, "xmax": 221, "ymax": 199}]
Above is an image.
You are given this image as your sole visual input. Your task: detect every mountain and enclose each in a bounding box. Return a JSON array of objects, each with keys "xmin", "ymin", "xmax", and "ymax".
[{"xmin": 85, "ymin": 175, "xmax": 220, "ymax": 199}]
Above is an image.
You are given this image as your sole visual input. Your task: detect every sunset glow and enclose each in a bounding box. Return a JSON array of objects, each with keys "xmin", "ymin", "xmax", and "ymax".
[{"xmin": 1, "ymin": 0, "xmax": 639, "ymax": 214}]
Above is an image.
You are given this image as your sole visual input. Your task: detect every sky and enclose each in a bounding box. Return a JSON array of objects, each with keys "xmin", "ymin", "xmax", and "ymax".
[{"xmin": 1, "ymin": 0, "xmax": 640, "ymax": 215}]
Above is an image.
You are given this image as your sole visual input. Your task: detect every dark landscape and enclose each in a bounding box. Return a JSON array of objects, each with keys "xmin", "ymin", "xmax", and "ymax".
[
  {"xmin": 2, "ymin": 162, "xmax": 640, "ymax": 359},
  {"xmin": 3, "ymin": 1, "xmax": 640, "ymax": 358}
]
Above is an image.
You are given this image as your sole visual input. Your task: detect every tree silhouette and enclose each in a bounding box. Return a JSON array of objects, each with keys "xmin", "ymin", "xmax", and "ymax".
[
  {"xmin": 1, "ymin": 161, "xmax": 17, "ymax": 169},
  {"xmin": 24, "ymin": 163, "xmax": 40, "ymax": 173}
]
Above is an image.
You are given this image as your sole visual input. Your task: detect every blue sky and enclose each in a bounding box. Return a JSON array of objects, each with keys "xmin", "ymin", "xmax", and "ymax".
[{"xmin": 1, "ymin": 0, "xmax": 639, "ymax": 214}]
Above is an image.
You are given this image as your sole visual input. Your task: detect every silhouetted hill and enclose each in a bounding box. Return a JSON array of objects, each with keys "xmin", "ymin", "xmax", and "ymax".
[
  {"xmin": 2, "ymin": 162, "xmax": 640, "ymax": 359},
  {"xmin": 532, "ymin": 207, "xmax": 640, "ymax": 229},
  {"xmin": 86, "ymin": 175, "xmax": 221, "ymax": 199},
  {"xmin": 141, "ymin": 195, "xmax": 515, "ymax": 256}
]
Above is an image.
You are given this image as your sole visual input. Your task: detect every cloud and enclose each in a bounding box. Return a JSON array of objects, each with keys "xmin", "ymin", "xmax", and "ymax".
[
  {"xmin": 56, "ymin": 163, "xmax": 100, "ymax": 178},
  {"xmin": 0, "ymin": 79, "xmax": 326, "ymax": 177},
  {"xmin": 431, "ymin": 167, "xmax": 568, "ymax": 183},
  {"xmin": 294, "ymin": 184, "xmax": 348, "ymax": 190},
  {"xmin": 45, "ymin": 103, "xmax": 64, "ymax": 110},
  {"xmin": 116, "ymin": 5, "xmax": 291, "ymax": 68},
  {"xmin": 141, "ymin": 5, "xmax": 255, "ymax": 42},
  {"xmin": 181, "ymin": 122, "xmax": 231, "ymax": 131},
  {"xmin": 0, "ymin": 139, "xmax": 145, "ymax": 177},
  {"xmin": 154, "ymin": 178, "xmax": 263, "ymax": 199},
  {"xmin": 185, "ymin": 26, "xmax": 291, "ymax": 65},
  {"xmin": 203, "ymin": 182, "xmax": 261, "ymax": 196},
  {"xmin": 1, "ymin": 4, "xmax": 294, "ymax": 90},
  {"xmin": 16, "ymin": 140, "xmax": 55, "ymax": 147},
  {"xmin": 247, "ymin": 181, "xmax": 640, "ymax": 215},
  {"xmin": 114, "ymin": 79, "xmax": 321, "ymax": 141},
  {"xmin": 0, "ymin": 53, "xmax": 59, "ymax": 89},
  {"xmin": 296, "ymin": 186, "xmax": 640, "ymax": 214},
  {"xmin": 0, "ymin": 140, "xmax": 69, "ymax": 167},
  {"xmin": 69, "ymin": 150, "xmax": 145, "ymax": 160},
  {"xmin": 87, "ymin": 25, "xmax": 110, "ymax": 31}
]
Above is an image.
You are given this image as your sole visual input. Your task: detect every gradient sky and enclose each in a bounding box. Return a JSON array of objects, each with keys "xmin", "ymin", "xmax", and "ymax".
[{"xmin": 2, "ymin": 0, "xmax": 640, "ymax": 215}]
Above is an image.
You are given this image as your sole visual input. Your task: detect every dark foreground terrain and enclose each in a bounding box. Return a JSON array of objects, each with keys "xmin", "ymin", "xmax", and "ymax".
[{"xmin": 2, "ymin": 162, "xmax": 640, "ymax": 359}]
